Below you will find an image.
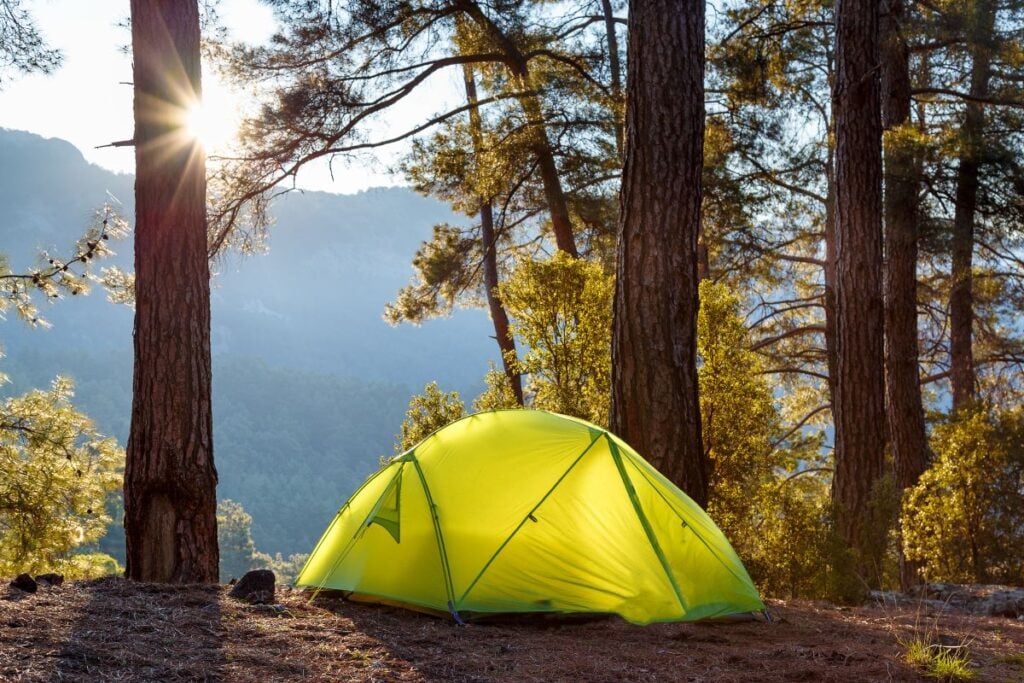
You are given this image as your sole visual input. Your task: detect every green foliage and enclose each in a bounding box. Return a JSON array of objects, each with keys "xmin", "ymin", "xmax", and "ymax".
[
  {"xmin": 395, "ymin": 382, "xmax": 465, "ymax": 454},
  {"xmin": 498, "ymin": 252, "xmax": 613, "ymax": 425},
  {"xmin": 472, "ymin": 364, "xmax": 520, "ymax": 413},
  {"xmin": 902, "ymin": 407, "xmax": 1024, "ymax": 584},
  {"xmin": 748, "ymin": 472, "xmax": 834, "ymax": 599},
  {"xmin": 928, "ymin": 648, "xmax": 975, "ymax": 681},
  {"xmin": 0, "ymin": 377, "xmax": 123, "ymax": 576},
  {"xmin": 218, "ymin": 498, "xmax": 308, "ymax": 584},
  {"xmin": 696, "ymin": 281, "xmax": 851, "ymax": 600},
  {"xmin": 61, "ymin": 552, "xmax": 123, "ymax": 580},
  {"xmin": 0, "ymin": 207, "xmax": 130, "ymax": 327},
  {"xmin": 384, "ymin": 224, "xmax": 478, "ymax": 324},
  {"xmin": 218, "ymin": 499, "xmax": 258, "ymax": 581},
  {"xmin": 251, "ymin": 550, "xmax": 309, "ymax": 585},
  {"xmin": 900, "ymin": 634, "xmax": 975, "ymax": 681},
  {"xmin": 698, "ymin": 281, "xmax": 781, "ymax": 551}
]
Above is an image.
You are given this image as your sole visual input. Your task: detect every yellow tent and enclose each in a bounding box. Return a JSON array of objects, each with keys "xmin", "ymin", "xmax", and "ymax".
[{"xmin": 296, "ymin": 410, "xmax": 764, "ymax": 624}]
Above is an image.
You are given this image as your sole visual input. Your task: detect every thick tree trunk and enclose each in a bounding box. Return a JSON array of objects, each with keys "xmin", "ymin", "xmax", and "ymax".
[
  {"xmin": 824, "ymin": 137, "xmax": 839, "ymax": 407},
  {"xmin": 609, "ymin": 0, "xmax": 707, "ymax": 506},
  {"xmin": 831, "ymin": 0, "xmax": 887, "ymax": 581},
  {"xmin": 949, "ymin": 0, "xmax": 995, "ymax": 413},
  {"xmin": 600, "ymin": 0, "xmax": 624, "ymax": 160},
  {"xmin": 125, "ymin": 0, "xmax": 219, "ymax": 583},
  {"xmin": 880, "ymin": 0, "xmax": 929, "ymax": 591},
  {"xmin": 462, "ymin": 63, "xmax": 524, "ymax": 404}
]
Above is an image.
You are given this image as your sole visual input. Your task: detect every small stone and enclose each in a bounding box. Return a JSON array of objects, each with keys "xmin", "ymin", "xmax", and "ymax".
[
  {"xmin": 228, "ymin": 569, "xmax": 275, "ymax": 605},
  {"xmin": 248, "ymin": 603, "xmax": 291, "ymax": 616},
  {"xmin": 35, "ymin": 573, "xmax": 64, "ymax": 587},
  {"xmin": 10, "ymin": 574, "xmax": 37, "ymax": 594}
]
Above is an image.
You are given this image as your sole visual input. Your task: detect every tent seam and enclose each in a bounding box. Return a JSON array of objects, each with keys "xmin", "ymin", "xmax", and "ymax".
[
  {"xmin": 408, "ymin": 456, "xmax": 459, "ymax": 615},
  {"xmin": 454, "ymin": 432, "xmax": 604, "ymax": 608},
  {"xmin": 622, "ymin": 453, "xmax": 756, "ymax": 593},
  {"xmin": 295, "ymin": 463, "xmax": 396, "ymax": 587},
  {"xmin": 306, "ymin": 461, "xmax": 406, "ymax": 598},
  {"xmin": 605, "ymin": 435, "xmax": 688, "ymax": 615}
]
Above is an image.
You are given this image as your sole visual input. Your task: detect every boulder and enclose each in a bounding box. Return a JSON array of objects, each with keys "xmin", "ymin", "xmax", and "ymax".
[
  {"xmin": 228, "ymin": 569, "xmax": 275, "ymax": 604},
  {"xmin": 35, "ymin": 573, "xmax": 64, "ymax": 587},
  {"xmin": 9, "ymin": 574, "xmax": 37, "ymax": 594}
]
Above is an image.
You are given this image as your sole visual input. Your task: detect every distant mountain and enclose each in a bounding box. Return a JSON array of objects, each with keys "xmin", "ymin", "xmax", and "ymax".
[{"xmin": 0, "ymin": 128, "xmax": 496, "ymax": 555}]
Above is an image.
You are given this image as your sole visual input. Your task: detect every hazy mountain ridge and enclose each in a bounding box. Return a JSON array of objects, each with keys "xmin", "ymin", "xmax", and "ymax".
[{"xmin": 0, "ymin": 128, "xmax": 495, "ymax": 554}]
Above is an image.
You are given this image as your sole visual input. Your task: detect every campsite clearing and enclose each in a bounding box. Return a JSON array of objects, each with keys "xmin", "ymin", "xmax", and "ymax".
[{"xmin": 2, "ymin": 577, "xmax": 1022, "ymax": 681}]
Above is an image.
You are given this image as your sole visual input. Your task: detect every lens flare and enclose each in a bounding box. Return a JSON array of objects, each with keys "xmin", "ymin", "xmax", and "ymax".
[{"xmin": 184, "ymin": 100, "xmax": 235, "ymax": 152}]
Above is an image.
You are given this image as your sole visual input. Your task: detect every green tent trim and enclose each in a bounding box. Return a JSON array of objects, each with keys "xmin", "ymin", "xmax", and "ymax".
[{"xmin": 296, "ymin": 410, "xmax": 765, "ymax": 625}]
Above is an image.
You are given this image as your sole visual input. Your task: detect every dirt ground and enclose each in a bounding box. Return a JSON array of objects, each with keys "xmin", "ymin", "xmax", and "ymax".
[{"xmin": 1, "ymin": 578, "xmax": 1023, "ymax": 682}]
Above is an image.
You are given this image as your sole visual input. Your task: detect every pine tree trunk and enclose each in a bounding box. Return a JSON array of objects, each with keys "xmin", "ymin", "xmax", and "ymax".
[
  {"xmin": 823, "ymin": 34, "xmax": 839, "ymax": 410},
  {"xmin": 881, "ymin": 0, "xmax": 929, "ymax": 591},
  {"xmin": 463, "ymin": 63, "xmax": 524, "ymax": 404},
  {"xmin": 824, "ymin": 135, "xmax": 839, "ymax": 407},
  {"xmin": 949, "ymin": 0, "xmax": 995, "ymax": 413},
  {"xmin": 600, "ymin": 0, "xmax": 624, "ymax": 160},
  {"xmin": 480, "ymin": 201, "xmax": 524, "ymax": 404},
  {"xmin": 609, "ymin": 0, "xmax": 707, "ymax": 506},
  {"xmin": 460, "ymin": 0, "xmax": 579, "ymax": 257},
  {"xmin": 124, "ymin": 0, "xmax": 219, "ymax": 583},
  {"xmin": 831, "ymin": 0, "xmax": 887, "ymax": 579}
]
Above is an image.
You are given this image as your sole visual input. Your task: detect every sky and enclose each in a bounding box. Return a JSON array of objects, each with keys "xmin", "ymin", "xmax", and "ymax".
[{"xmin": 0, "ymin": 0, "xmax": 456, "ymax": 192}]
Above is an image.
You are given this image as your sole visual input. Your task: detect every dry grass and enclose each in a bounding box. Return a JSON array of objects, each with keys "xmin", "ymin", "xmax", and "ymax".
[{"xmin": 1, "ymin": 578, "xmax": 1022, "ymax": 682}]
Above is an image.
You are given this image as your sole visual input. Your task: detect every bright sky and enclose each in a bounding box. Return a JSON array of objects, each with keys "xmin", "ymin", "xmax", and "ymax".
[{"xmin": 0, "ymin": 0, "xmax": 454, "ymax": 192}]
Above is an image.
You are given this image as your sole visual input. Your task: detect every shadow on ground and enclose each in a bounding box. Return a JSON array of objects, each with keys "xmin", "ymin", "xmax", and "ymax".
[{"xmin": 54, "ymin": 577, "xmax": 225, "ymax": 682}]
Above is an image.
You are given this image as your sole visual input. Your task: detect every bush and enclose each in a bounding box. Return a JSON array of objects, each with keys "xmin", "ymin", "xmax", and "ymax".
[
  {"xmin": 498, "ymin": 252, "xmax": 613, "ymax": 426},
  {"xmin": 0, "ymin": 377, "xmax": 123, "ymax": 576},
  {"xmin": 902, "ymin": 407, "xmax": 1024, "ymax": 584},
  {"xmin": 394, "ymin": 382, "xmax": 465, "ymax": 454}
]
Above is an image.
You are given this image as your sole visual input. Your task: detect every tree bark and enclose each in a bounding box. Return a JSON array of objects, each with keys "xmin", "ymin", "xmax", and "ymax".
[
  {"xmin": 824, "ymin": 125, "xmax": 839, "ymax": 408},
  {"xmin": 462, "ymin": 63, "xmax": 524, "ymax": 404},
  {"xmin": 880, "ymin": 0, "xmax": 929, "ymax": 591},
  {"xmin": 125, "ymin": 0, "xmax": 219, "ymax": 583},
  {"xmin": 821, "ymin": 36, "xmax": 840, "ymax": 413},
  {"xmin": 609, "ymin": 0, "xmax": 707, "ymax": 506},
  {"xmin": 831, "ymin": 0, "xmax": 887, "ymax": 579},
  {"xmin": 949, "ymin": 0, "xmax": 995, "ymax": 413}
]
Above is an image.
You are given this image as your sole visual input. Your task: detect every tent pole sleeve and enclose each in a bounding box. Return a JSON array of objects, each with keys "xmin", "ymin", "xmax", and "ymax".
[
  {"xmin": 606, "ymin": 435, "xmax": 688, "ymax": 614},
  {"xmin": 409, "ymin": 456, "xmax": 459, "ymax": 618},
  {"xmin": 296, "ymin": 463, "xmax": 396, "ymax": 587},
  {"xmin": 455, "ymin": 432, "xmax": 604, "ymax": 607},
  {"xmin": 623, "ymin": 452, "xmax": 754, "ymax": 590},
  {"xmin": 309, "ymin": 462, "xmax": 406, "ymax": 598}
]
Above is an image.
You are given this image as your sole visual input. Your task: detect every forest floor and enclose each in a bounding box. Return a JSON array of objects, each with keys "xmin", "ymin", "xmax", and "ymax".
[{"xmin": 1, "ymin": 577, "xmax": 1023, "ymax": 682}]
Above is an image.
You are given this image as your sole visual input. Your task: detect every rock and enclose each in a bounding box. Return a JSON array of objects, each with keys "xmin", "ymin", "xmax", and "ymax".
[
  {"xmin": 35, "ymin": 573, "xmax": 64, "ymax": 587},
  {"xmin": 981, "ymin": 589, "xmax": 1024, "ymax": 618},
  {"xmin": 9, "ymin": 574, "xmax": 37, "ymax": 594},
  {"xmin": 906, "ymin": 583, "xmax": 1024, "ymax": 619},
  {"xmin": 228, "ymin": 569, "xmax": 275, "ymax": 604}
]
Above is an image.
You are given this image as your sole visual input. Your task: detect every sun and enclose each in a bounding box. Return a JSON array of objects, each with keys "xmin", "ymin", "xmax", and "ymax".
[{"xmin": 182, "ymin": 77, "xmax": 244, "ymax": 153}]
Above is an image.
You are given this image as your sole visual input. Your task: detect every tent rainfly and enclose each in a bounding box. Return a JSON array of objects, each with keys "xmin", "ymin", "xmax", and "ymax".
[{"xmin": 295, "ymin": 410, "xmax": 765, "ymax": 624}]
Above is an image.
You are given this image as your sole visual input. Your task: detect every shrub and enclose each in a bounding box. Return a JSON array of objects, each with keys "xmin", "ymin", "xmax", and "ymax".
[
  {"xmin": 0, "ymin": 378, "xmax": 123, "ymax": 576},
  {"xmin": 901, "ymin": 407, "xmax": 1024, "ymax": 584}
]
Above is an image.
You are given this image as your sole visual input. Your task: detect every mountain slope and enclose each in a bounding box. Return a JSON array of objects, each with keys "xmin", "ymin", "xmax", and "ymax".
[{"xmin": 0, "ymin": 128, "xmax": 495, "ymax": 554}]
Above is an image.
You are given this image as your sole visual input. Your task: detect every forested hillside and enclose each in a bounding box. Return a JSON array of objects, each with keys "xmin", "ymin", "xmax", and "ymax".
[{"xmin": 0, "ymin": 128, "xmax": 495, "ymax": 556}]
